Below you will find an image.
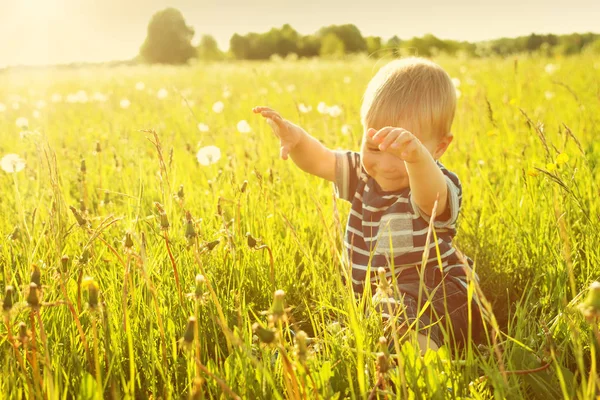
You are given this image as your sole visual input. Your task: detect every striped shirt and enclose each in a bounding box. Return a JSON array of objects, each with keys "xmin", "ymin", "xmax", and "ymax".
[{"xmin": 333, "ymin": 150, "xmax": 477, "ymax": 295}]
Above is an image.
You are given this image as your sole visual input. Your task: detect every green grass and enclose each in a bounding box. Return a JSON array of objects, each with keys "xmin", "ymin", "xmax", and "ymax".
[{"xmin": 0, "ymin": 54, "xmax": 599, "ymax": 399}]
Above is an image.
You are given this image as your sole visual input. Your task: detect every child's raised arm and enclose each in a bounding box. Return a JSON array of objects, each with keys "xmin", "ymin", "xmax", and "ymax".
[{"xmin": 253, "ymin": 106, "xmax": 336, "ymax": 182}]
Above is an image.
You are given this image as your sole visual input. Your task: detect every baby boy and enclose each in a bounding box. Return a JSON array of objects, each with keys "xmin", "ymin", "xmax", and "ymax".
[{"xmin": 253, "ymin": 57, "xmax": 483, "ymax": 353}]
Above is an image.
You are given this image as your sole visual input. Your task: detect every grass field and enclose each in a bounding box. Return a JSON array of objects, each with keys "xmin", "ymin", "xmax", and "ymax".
[{"xmin": 0, "ymin": 54, "xmax": 599, "ymax": 399}]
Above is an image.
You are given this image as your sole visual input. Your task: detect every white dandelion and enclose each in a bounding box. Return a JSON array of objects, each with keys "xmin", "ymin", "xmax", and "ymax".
[
  {"xmin": 76, "ymin": 90, "xmax": 89, "ymax": 103},
  {"xmin": 544, "ymin": 63, "xmax": 558, "ymax": 75},
  {"xmin": 223, "ymin": 89, "xmax": 231, "ymax": 98},
  {"xmin": 0, "ymin": 103, "xmax": 6, "ymax": 112},
  {"xmin": 16, "ymin": 117, "xmax": 29, "ymax": 129},
  {"xmin": 120, "ymin": 99, "xmax": 131, "ymax": 109},
  {"xmin": 35, "ymin": 100, "xmax": 47, "ymax": 109},
  {"xmin": 157, "ymin": 88, "xmax": 168, "ymax": 99},
  {"xmin": 328, "ymin": 105, "xmax": 342, "ymax": 118},
  {"xmin": 32, "ymin": 110, "xmax": 41, "ymax": 119},
  {"xmin": 92, "ymin": 92, "xmax": 108, "ymax": 102},
  {"xmin": 544, "ymin": 91, "xmax": 555, "ymax": 100},
  {"xmin": 198, "ymin": 123, "xmax": 209, "ymax": 132},
  {"xmin": 212, "ymin": 101, "xmax": 224, "ymax": 113},
  {"xmin": 452, "ymin": 77, "xmax": 461, "ymax": 88},
  {"xmin": 1, "ymin": 154, "xmax": 26, "ymax": 173},
  {"xmin": 237, "ymin": 120, "xmax": 252, "ymax": 134},
  {"xmin": 298, "ymin": 103, "xmax": 312, "ymax": 113},
  {"xmin": 341, "ymin": 124, "xmax": 352, "ymax": 135},
  {"xmin": 196, "ymin": 146, "xmax": 221, "ymax": 166},
  {"xmin": 343, "ymin": 76, "xmax": 351, "ymax": 84},
  {"xmin": 317, "ymin": 102, "xmax": 328, "ymax": 114},
  {"xmin": 135, "ymin": 82, "xmax": 145, "ymax": 91},
  {"xmin": 51, "ymin": 93, "xmax": 62, "ymax": 103},
  {"xmin": 286, "ymin": 84, "xmax": 296, "ymax": 92}
]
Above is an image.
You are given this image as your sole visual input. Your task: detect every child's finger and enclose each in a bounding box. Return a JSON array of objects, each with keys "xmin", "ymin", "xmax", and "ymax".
[
  {"xmin": 366, "ymin": 128, "xmax": 377, "ymax": 138},
  {"xmin": 253, "ymin": 106, "xmax": 276, "ymax": 114},
  {"xmin": 388, "ymin": 130, "xmax": 414, "ymax": 149},
  {"xmin": 378, "ymin": 129, "xmax": 403, "ymax": 150},
  {"xmin": 371, "ymin": 127, "xmax": 394, "ymax": 143},
  {"xmin": 280, "ymin": 145, "xmax": 291, "ymax": 160}
]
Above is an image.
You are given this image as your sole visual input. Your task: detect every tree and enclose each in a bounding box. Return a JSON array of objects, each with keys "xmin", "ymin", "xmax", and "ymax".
[
  {"xmin": 320, "ymin": 33, "xmax": 345, "ymax": 57},
  {"xmin": 319, "ymin": 24, "xmax": 367, "ymax": 53},
  {"xmin": 230, "ymin": 34, "xmax": 250, "ymax": 59},
  {"xmin": 197, "ymin": 35, "xmax": 223, "ymax": 60},
  {"xmin": 365, "ymin": 36, "xmax": 382, "ymax": 55},
  {"xmin": 140, "ymin": 8, "xmax": 195, "ymax": 64}
]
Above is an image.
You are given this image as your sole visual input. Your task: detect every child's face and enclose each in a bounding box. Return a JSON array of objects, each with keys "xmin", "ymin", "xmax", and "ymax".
[{"xmin": 360, "ymin": 129, "xmax": 442, "ymax": 191}]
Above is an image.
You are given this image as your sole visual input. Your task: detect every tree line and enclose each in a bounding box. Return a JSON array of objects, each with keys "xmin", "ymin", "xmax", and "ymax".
[{"xmin": 140, "ymin": 8, "xmax": 600, "ymax": 64}]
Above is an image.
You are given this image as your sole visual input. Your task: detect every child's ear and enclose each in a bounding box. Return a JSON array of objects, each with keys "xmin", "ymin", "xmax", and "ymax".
[{"xmin": 433, "ymin": 133, "xmax": 453, "ymax": 159}]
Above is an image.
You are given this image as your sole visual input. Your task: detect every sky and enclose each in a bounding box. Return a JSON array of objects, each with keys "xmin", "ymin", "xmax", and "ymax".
[{"xmin": 1, "ymin": 0, "xmax": 599, "ymax": 67}]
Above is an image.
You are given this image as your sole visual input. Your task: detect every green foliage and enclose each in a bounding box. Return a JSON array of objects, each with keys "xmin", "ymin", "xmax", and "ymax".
[
  {"xmin": 140, "ymin": 8, "xmax": 196, "ymax": 64},
  {"xmin": 197, "ymin": 35, "xmax": 223, "ymax": 61},
  {"xmin": 319, "ymin": 33, "xmax": 345, "ymax": 58}
]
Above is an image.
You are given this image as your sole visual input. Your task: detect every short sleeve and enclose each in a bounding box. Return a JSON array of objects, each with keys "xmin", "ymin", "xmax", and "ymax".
[
  {"xmin": 333, "ymin": 151, "xmax": 362, "ymax": 202},
  {"xmin": 410, "ymin": 164, "xmax": 462, "ymax": 228}
]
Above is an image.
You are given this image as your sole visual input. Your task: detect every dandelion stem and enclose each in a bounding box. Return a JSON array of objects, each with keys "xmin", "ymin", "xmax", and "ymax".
[{"xmin": 163, "ymin": 231, "xmax": 183, "ymax": 304}]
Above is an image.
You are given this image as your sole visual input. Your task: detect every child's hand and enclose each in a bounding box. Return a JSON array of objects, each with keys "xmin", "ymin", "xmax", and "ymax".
[
  {"xmin": 367, "ymin": 127, "xmax": 426, "ymax": 164},
  {"xmin": 253, "ymin": 106, "xmax": 305, "ymax": 160}
]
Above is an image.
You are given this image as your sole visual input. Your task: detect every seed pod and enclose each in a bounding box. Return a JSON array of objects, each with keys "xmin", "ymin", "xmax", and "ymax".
[
  {"xmin": 30, "ymin": 264, "xmax": 41, "ymax": 287},
  {"xmin": 86, "ymin": 279, "xmax": 100, "ymax": 310},
  {"xmin": 240, "ymin": 180, "xmax": 248, "ymax": 193},
  {"xmin": 60, "ymin": 255, "xmax": 70, "ymax": 274},
  {"xmin": 205, "ymin": 240, "xmax": 220, "ymax": 251},
  {"xmin": 182, "ymin": 316, "xmax": 197, "ymax": 346},
  {"xmin": 26, "ymin": 283, "xmax": 40, "ymax": 308},
  {"xmin": 185, "ymin": 212, "xmax": 197, "ymax": 243},
  {"xmin": 177, "ymin": 185, "xmax": 185, "ymax": 201},
  {"xmin": 377, "ymin": 352, "xmax": 390, "ymax": 374},
  {"xmin": 154, "ymin": 202, "xmax": 170, "ymax": 231},
  {"xmin": 3, "ymin": 286, "xmax": 15, "ymax": 312},
  {"xmin": 124, "ymin": 232, "xmax": 134, "ymax": 250},
  {"xmin": 195, "ymin": 274, "xmax": 206, "ymax": 298},
  {"xmin": 246, "ymin": 232, "xmax": 257, "ymax": 249},
  {"xmin": 95, "ymin": 141, "xmax": 102, "ymax": 153},
  {"xmin": 270, "ymin": 290, "xmax": 286, "ymax": 324},
  {"xmin": 80, "ymin": 158, "xmax": 86, "ymax": 174},
  {"xmin": 8, "ymin": 226, "xmax": 20, "ymax": 241},
  {"xmin": 69, "ymin": 205, "xmax": 88, "ymax": 227},
  {"xmin": 103, "ymin": 191, "xmax": 110, "ymax": 205},
  {"xmin": 18, "ymin": 322, "xmax": 29, "ymax": 344},
  {"xmin": 253, "ymin": 323, "xmax": 276, "ymax": 344},
  {"xmin": 377, "ymin": 267, "xmax": 390, "ymax": 296},
  {"xmin": 378, "ymin": 336, "xmax": 390, "ymax": 357},
  {"xmin": 79, "ymin": 247, "xmax": 91, "ymax": 265},
  {"xmin": 295, "ymin": 330, "xmax": 308, "ymax": 363}
]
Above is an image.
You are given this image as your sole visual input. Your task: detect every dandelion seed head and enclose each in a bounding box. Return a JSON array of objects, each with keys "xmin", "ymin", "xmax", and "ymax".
[
  {"xmin": 120, "ymin": 99, "xmax": 131, "ymax": 109},
  {"xmin": 298, "ymin": 103, "xmax": 312, "ymax": 113},
  {"xmin": 135, "ymin": 82, "xmax": 145, "ymax": 91},
  {"xmin": 196, "ymin": 146, "xmax": 221, "ymax": 166},
  {"xmin": 16, "ymin": 117, "xmax": 29, "ymax": 129},
  {"xmin": 328, "ymin": 105, "xmax": 342, "ymax": 118},
  {"xmin": 198, "ymin": 123, "xmax": 209, "ymax": 132},
  {"xmin": 317, "ymin": 102, "xmax": 328, "ymax": 114},
  {"xmin": 544, "ymin": 91, "xmax": 555, "ymax": 100},
  {"xmin": 51, "ymin": 93, "xmax": 62, "ymax": 103},
  {"xmin": 1, "ymin": 154, "xmax": 26, "ymax": 173},
  {"xmin": 32, "ymin": 110, "xmax": 41, "ymax": 119},
  {"xmin": 544, "ymin": 63, "xmax": 558, "ymax": 75},
  {"xmin": 92, "ymin": 92, "xmax": 108, "ymax": 102},
  {"xmin": 157, "ymin": 88, "xmax": 168, "ymax": 99},
  {"xmin": 0, "ymin": 103, "xmax": 6, "ymax": 112},
  {"xmin": 237, "ymin": 120, "xmax": 252, "ymax": 134},
  {"xmin": 452, "ymin": 77, "xmax": 461, "ymax": 88},
  {"xmin": 212, "ymin": 101, "xmax": 224, "ymax": 113},
  {"xmin": 341, "ymin": 124, "xmax": 351, "ymax": 136}
]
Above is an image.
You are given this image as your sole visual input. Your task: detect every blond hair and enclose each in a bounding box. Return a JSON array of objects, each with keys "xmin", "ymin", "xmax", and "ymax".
[{"xmin": 360, "ymin": 57, "xmax": 456, "ymax": 139}]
